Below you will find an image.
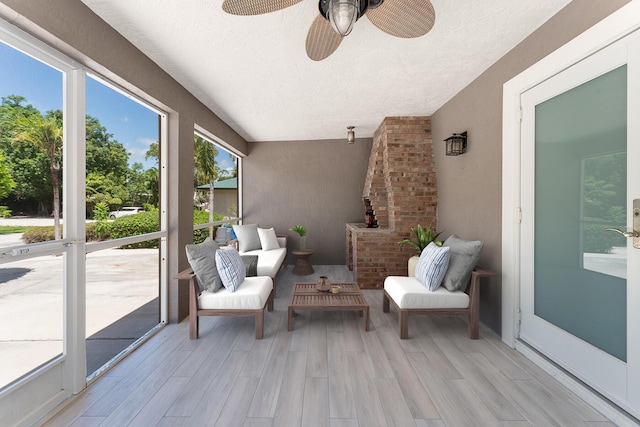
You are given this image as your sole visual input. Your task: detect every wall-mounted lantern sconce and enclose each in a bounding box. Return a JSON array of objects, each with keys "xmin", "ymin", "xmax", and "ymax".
[
  {"xmin": 444, "ymin": 131, "xmax": 467, "ymax": 156},
  {"xmin": 347, "ymin": 126, "xmax": 356, "ymax": 144}
]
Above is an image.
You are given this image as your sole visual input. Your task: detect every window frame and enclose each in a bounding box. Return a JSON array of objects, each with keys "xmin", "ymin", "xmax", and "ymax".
[{"xmin": 0, "ymin": 16, "xmax": 169, "ymax": 422}]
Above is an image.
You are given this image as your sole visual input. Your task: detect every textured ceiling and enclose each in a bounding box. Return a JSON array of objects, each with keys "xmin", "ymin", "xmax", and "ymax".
[{"xmin": 80, "ymin": 0, "xmax": 571, "ymax": 142}]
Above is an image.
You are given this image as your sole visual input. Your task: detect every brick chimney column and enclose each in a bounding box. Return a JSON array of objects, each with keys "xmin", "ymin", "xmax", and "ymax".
[{"xmin": 347, "ymin": 116, "xmax": 437, "ymax": 288}]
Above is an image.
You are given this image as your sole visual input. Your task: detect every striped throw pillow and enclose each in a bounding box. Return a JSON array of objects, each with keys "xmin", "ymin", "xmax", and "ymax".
[
  {"xmin": 215, "ymin": 246, "xmax": 246, "ymax": 292},
  {"xmin": 415, "ymin": 242, "xmax": 451, "ymax": 291}
]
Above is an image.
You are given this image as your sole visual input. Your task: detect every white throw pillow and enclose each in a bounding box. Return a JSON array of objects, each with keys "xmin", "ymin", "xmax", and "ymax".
[
  {"xmin": 415, "ymin": 242, "xmax": 451, "ymax": 292},
  {"xmin": 258, "ymin": 227, "xmax": 280, "ymax": 251},
  {"xmin": 215, "ymin": 246, "xmax": 246, "ymax": 292}
]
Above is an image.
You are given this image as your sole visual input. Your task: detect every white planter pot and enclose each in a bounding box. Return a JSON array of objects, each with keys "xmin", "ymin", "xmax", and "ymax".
[{"xmin": 408, "ymin": 255, "xmax": 420, "ymax": 277}]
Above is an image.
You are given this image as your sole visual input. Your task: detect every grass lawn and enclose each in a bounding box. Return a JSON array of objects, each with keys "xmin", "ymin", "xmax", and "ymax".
[{"xmin": 0, "ymin": 226, "xmax": 32, "ymax": 235}]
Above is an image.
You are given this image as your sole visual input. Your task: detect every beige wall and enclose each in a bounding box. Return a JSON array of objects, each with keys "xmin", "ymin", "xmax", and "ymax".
[
  {"xmin": 243, "ymin": 138, "xmax": 373, "ymax": 265},
  {"xmin": 0, "ymin": 0, "xmax": 249, "ymax": 322},
  {"xmin": 431, "ymin": 0, "xmax": 630, "ymax": 333}
]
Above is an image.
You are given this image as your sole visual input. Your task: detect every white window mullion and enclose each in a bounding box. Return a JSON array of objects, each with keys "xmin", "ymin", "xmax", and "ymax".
[
  {"xmin": 159, "ymin": 114, "xmax": 169, "ymax": 323},
  {"xmin": 238, "ymin": 157, "xmax": 243, "ymax": 222},
  {"xmin": 62, "ymin": 67, "xmax": 87, "ymax": 394}
]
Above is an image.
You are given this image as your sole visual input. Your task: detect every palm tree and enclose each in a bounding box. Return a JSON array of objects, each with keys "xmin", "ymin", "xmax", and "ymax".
[
  {"xmin": 12, "ymin": 113, "xmax": 63, "ymax": 239},
  {"xmin": 194, "ymin": 135, "xmax": 219, "ymax": 238}
]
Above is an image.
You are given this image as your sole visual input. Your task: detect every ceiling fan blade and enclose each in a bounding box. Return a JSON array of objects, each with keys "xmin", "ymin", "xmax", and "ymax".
[
  {"xmin": 366, "ymin": 0, "xmax": 435, "ymax": 38},
  {"xmin": 222, "ymin": 0, "xmax": 302, "ymax": 16},
  {"xmin": 306, "ymin": 14, "xmax": 343, "ymax": 61}
]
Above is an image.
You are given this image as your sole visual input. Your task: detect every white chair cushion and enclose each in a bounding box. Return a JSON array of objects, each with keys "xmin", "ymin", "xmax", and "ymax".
[
  {"xmin": 198, "ymin": 276, "xmax": 273, "ymax": 310},
  {"xmin": 384, "ymin": 276, "xmax": 469, "ymax": 309},
  {"xmin": 240, "ymin": 247, "xmax": 286, "ymax": 277}
]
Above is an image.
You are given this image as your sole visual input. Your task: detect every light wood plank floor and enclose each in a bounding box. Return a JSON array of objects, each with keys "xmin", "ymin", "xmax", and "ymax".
[{"xmin": 41, "ymin": 266, "xmax": 617, "ymax": 427}]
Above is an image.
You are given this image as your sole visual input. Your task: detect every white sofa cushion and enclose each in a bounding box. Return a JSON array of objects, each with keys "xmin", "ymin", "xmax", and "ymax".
[
  {"xmin": 384, "ymin": 276, "xmax": 469, "ymax": 309},
  {"xmin": 241, "ymin": 247, "xmax": 286, "ymax": 278},
  {"xmin": 198, "ymin": 276, "xmax": 273, "ymax": 310}
]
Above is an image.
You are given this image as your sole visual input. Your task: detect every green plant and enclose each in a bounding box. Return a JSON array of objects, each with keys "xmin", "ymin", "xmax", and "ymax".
[
  {"xmin": 108, "ymin": 209, "xmax": 160, "ymax": 248},
  {"xmin": 20, "ymin": 209, "xmax": 224, "ymax": 246},
  {"xmin": 22, "ymin": 225, "xmax": 58, "ymax": 243},
  {"xmin": 93, "ymin": 202, "xmax": 110, "ymax": 238},
  {"xmin": 398, "ymin": 224, "xmax": 443, "ymax": 255},
  {"xmin": 85, "ymin": 222, "xmax": 101, "ymax": 242},
  {"xmin": 289, "ymin": 225, "xmax": 307, "ymax": 236},
  {"xmin": 0, "ymin": 206, "xmax": 12, "ymax": 218}
]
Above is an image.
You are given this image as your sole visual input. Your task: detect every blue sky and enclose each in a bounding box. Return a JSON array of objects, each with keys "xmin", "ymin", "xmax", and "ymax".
[{"xmin": 0, "ymin": 41, "xmax": 236, "ymax": 174}]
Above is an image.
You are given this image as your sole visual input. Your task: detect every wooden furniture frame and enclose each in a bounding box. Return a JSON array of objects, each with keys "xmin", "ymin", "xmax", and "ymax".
[
  {"xmin": 288, "ymin": 282, "xmax": 370, "ymax": 331},
  {"xmin": 176, "ymin": 268, "xmax": 274, "ymax": 339},
  {"xmin": 383, "ymin": 268, "xmax": 495, "ymax": 339}
]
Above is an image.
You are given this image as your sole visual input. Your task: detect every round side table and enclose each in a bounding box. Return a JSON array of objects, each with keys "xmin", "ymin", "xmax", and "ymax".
[{"xmin": 291, "ymin": 249, "xmax": 314, "ymax": 275}]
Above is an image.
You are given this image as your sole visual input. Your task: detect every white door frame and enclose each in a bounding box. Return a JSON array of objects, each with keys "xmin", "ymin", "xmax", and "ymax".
[
  {"xmin": 502, "ymin": 2, "xmax": 640, "ymax": 424},
  {"xmin": 0, "ymin": 16, "xmax": 170, "ymax": 426}
]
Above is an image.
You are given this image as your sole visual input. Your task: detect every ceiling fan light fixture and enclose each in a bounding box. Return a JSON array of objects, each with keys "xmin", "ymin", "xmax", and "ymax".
[{"xmin": 328, "ymin": 0, "xmax": 359, "ymax": 36}]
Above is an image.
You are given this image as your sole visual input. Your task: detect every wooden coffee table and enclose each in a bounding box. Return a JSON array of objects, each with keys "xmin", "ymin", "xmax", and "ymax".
[{"xmin": 287, "ymin": 282, "xmax": 370, "ymax": 331}]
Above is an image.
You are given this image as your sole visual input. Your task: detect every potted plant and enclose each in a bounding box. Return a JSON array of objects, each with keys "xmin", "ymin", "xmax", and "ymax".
[
  {"xmin": 289, "ymin": 225, "xmax": 307, "ymax": 250},
  {"xmin": 398, "ymin": 224, "xmax": 443, "ymax": 275}
]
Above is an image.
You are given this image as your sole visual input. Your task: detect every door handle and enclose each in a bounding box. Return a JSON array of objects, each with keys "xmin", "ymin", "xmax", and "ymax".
[
  {"xmin": 605, "ymin": 228, "xmax": 639, "ymax": 238},
  {"xmin": 605, "ymin": 199, "xmax": 640, "ymax": 249}
]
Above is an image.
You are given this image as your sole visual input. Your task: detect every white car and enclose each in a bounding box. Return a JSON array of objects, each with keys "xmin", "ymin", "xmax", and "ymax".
[{"xmin": 108, "ymin": 206, "xmax": 145, "ymax": 219}]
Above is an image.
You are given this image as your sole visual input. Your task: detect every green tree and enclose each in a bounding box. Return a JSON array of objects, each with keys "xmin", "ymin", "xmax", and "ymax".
[
  {"xmin": 0, "ymin": 96, "xmax": 50, "ymax": 211},
  {"xmin": 145, "ymin": 141, "xmax": 159, "ymax": 165},
  {"xmin": 86, "ymin": 171, "xmax": 127, "ymax": 214},
  {"xmin": 11, "ymin": 111, "xmax": 63, "ymax": 239},
  {"xmin": 142, "ymin": 141, "xmax": 160, "ymax": 207},
  {"xmin": 127, "ymin": 162, "xmax": 152, "ymax": 206},
  {"xmin": 86, "ymin": 115, "xmax": 129, "ymax": 178},
  {"xmin": 2, "ymin": 95, "xmax": 158, "ymax": 221},
  {"xmin": 194, "ymin": 135, "xmax": 219, "ymax": 237},
  {"xmin": 0, "ymin": 153, "xmax": 16, "ymax": 198},
  {"xmin": 142, "ymin": 167, "xmax": 159, "ymax": 207}
]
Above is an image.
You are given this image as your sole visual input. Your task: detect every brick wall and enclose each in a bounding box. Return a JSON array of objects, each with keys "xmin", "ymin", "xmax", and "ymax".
[{"xmin": 347, "ymin": 116, "xmax": 437, "ymax": 288}]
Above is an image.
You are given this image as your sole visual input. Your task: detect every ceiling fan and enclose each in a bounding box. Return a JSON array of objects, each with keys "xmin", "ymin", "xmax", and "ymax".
[{"xmin": 221, "ymin": 0, "xmax": 436, "ymax": 61}]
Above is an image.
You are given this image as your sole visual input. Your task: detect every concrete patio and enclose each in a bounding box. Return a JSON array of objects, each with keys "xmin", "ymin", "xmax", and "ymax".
[{"xmin": 0, "ymin": 218, "xmax": 160, "ymax": 385}]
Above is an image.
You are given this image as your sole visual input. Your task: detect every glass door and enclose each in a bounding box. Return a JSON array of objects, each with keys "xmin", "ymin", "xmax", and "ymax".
[
  {"xmin": 0, "ymin": 39, "xmax": 66, "ymax": 390},
  {"xmin": 519, "ymin": 35, "xmax": 640, "ymax": 416}
]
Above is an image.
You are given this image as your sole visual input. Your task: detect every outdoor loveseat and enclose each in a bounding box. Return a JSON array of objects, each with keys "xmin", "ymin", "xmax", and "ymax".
[{"xmin": 176, "ymin": 225, "xmax": 287, "ymax": 339}]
